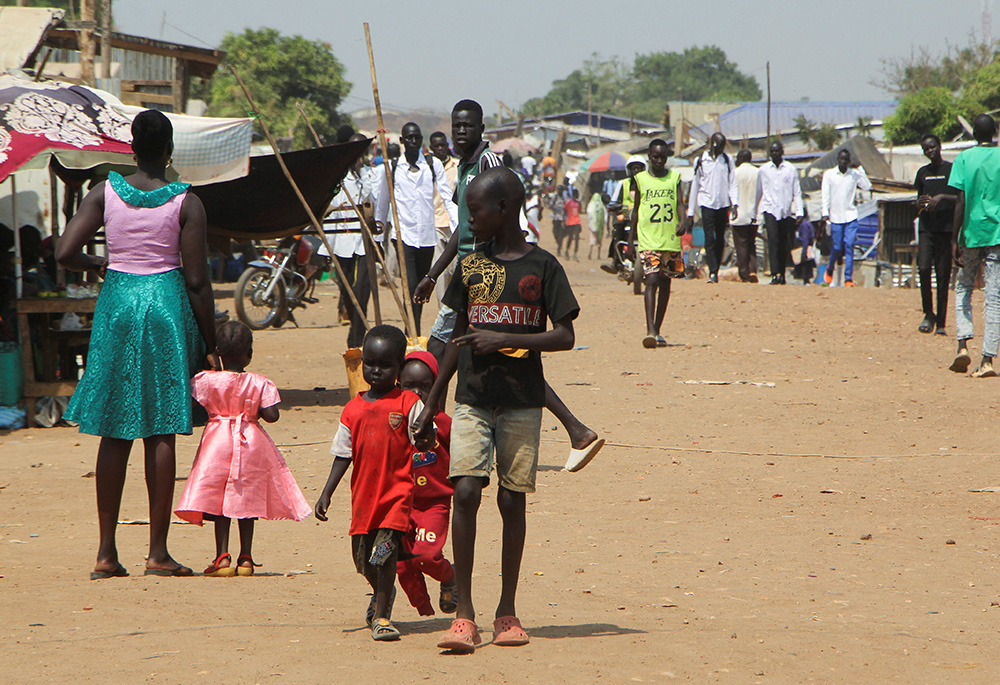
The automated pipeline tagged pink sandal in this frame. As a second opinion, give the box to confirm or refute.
[437,618,481,653]
[492,615,529,646]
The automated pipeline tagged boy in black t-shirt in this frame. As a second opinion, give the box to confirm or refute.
[413,166,579,654]
[914,134,957,335]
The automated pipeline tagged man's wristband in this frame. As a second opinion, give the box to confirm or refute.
[425,274,436,284]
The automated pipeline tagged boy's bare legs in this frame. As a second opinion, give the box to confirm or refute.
[143,434,184,571]
[654,274,671,334]
[94,436,132,574]
[495,486,526,619]
[451,476,484,621]
[643,272,660,336]
[363,545,400,621]
[544,382,598,449]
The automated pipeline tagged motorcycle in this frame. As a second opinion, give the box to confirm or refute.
[233,235,330,330]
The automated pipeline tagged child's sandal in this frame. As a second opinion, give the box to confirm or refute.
[236,554,260,577]
[203,553,236,577]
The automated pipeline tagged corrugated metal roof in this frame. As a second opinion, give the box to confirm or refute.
[699,102,898,140]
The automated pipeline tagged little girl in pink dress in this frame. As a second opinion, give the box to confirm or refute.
[175,321,311,576]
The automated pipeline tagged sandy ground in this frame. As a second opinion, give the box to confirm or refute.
[5,224,1000,684]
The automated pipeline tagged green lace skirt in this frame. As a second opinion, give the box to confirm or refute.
[65,269,204,439]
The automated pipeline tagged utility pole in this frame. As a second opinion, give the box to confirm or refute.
[100,0,112,80]
[766,61,772,150]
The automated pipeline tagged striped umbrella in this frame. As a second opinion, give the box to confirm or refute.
[585,150,627,173]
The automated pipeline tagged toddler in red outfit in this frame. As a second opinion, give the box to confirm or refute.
[314,326,434,641]
[396,352,457,616]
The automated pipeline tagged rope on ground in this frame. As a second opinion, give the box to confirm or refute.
[540,439,971,461]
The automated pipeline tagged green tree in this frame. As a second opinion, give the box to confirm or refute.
[957,60,1000,113]
[813,123,840,150]
[522,54,633,118]
[873,35,998,96]
[205,28,351,149]
[793,114,817,148]
[522,46,760,122]
[882,87,962,144]
[632,46,762,120]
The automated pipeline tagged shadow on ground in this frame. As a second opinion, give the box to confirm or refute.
[280,388,351,408]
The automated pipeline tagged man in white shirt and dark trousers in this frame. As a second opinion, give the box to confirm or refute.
[687,132,738,283]
[376,122,458,335]
[731,149,760,282]
[755,141,803,285]
[821,148,871,287]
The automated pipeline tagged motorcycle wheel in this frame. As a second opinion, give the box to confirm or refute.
[234,266,287,330]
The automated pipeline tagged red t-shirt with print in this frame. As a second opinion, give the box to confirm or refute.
[335,388,420,535]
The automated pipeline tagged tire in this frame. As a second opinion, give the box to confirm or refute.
[234,266,286,330]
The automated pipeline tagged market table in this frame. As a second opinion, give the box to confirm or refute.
[17,297,97,426]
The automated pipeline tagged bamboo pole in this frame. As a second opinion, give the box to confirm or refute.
[296,102,395,326]
[363,22,417,339]
[226,65,370,332]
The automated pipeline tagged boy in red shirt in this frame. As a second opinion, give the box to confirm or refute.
[564,190,582,261]
[396,351,458,616]
[315,325,434,641]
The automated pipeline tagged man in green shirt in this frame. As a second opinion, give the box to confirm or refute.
[629,138,688,349]
[949,113,1000,377]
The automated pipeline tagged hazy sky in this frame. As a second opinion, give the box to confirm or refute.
[115,0,991,117]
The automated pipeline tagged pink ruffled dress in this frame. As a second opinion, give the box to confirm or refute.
[175,371,312,524]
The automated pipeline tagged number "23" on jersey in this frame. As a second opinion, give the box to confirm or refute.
[649,203,675,223]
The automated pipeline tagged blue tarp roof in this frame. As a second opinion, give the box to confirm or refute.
[696,101,898,139]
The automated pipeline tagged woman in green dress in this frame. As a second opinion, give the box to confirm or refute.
[57,110,217,579]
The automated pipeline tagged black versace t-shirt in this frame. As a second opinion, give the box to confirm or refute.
[443,243,579,408]
[915,161,955,233]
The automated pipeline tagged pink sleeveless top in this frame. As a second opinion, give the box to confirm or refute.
[104,178,187,275]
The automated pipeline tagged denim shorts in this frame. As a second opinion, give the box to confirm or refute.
[429,304,459,343]
[450,403,542,493]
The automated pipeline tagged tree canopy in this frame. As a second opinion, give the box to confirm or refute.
[878,35,1000,144]
[205,28,352,149]
[521,46,760,124]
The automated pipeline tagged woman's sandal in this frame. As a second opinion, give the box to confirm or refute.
[437,618,481,653]
[370,618,401,641]
[203,553,236,577]
[492,615,530,646]
[236,554,261,577]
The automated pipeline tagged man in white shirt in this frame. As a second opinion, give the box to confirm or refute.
[821,148,871,287]
[731,149,760,282]
[320,131,373,347]
[429,131,459,304]
[375,122,458,335]
[687,132,738,283]
[754,141,803,285]
[520,154,536,179]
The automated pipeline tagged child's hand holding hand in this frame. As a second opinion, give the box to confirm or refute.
[411,405,435,442]
[454,325,507,355]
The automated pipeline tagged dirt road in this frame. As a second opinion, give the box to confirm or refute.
[4,230,1000,683]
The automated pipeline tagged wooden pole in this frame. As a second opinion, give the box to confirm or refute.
[12,176,21,299]
[80,0,96,86]
[100,0,112,80]
[296,102,398,326]
[766,61,772,151]
[363,22,417,339]
[227,65,370,332]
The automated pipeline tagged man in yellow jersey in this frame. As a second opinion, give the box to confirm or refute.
[629,139,687,349]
